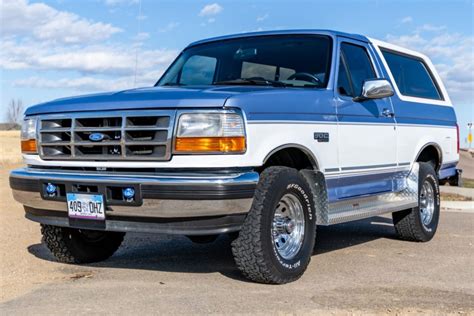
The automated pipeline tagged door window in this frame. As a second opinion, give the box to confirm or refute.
[337,43,376,97]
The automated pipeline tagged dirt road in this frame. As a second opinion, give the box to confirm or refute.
[1,164,473,314]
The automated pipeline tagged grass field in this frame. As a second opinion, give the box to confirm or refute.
[463,178,474,189]
[0,131,22,167]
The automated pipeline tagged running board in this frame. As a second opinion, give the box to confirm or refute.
[302,163,420,226]
[326,163,419,225]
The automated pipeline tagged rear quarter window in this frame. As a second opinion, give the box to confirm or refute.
[381,49,443,100]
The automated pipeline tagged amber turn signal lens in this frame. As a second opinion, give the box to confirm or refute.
[21,139,37,153]
[175,136,246,153]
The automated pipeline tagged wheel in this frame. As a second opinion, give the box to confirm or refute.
[41,225,125,263]
[448,174,462,187]
[392,162,440,242]
[231,166,317,284]
[187,234,218,244]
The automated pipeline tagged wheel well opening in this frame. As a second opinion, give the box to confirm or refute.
[259,147,316,172]
[416,145,441,171]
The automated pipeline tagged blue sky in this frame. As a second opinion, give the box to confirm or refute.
[1,0,473,146]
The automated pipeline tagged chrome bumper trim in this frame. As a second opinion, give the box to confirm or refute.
[10,168,258,219]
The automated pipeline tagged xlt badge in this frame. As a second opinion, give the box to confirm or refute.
[314,132,329,142]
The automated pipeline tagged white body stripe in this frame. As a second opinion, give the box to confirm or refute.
[25,121,458,173]
[24,122,338,170]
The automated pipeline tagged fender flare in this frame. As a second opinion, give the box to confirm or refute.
[262,143,320,170]
[414,142,443,171]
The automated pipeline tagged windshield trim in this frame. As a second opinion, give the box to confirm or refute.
[155,34,334,88]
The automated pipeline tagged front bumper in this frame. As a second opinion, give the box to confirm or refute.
[10,168,258,235]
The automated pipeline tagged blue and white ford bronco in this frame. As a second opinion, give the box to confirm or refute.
[10,30,460,284]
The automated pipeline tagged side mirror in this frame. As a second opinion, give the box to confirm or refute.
[353,79,394,102]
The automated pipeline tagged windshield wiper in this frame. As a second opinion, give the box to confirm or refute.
[214,78,288,87]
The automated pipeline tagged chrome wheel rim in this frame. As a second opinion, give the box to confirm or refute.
[271,193,305,260]
[420,180,435,227]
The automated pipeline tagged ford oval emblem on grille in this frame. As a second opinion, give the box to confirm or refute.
[89,133,105,142]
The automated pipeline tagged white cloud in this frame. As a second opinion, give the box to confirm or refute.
[256,13,269,22]
[199,3,223,17]
[400,16,413,24]
[14,76,126,92]
[13,69,166,92]
[386,26,474,103]
[0,39,178,76]
[1,0,122,44]
[158,22,180,33]
[207,17,216,23]
[385,33,426,48]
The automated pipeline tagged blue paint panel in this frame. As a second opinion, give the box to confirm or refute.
[439,167,457,179]
[336,97,396,124]
[26,86,286,116]
[438,162,459,179]
[325,170,407,202]
[393,100,457,127]
[440,161,458,169]
[225,89,338,123]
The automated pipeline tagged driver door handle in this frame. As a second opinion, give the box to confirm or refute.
[381,108,395,118]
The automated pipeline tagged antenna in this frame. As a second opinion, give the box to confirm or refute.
[133,0,142,87]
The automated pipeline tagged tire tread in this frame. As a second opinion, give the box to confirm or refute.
[232,166,313,284]
[41,225,124,263]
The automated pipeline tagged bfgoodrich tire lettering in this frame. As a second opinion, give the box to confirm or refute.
[41,225,125,263]
[231,166,317,284]
[392,162,440,242]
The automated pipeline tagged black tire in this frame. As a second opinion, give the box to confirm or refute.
[187,234,219,244]
[41,225,125,263]
[231,166,317,284]
[392,162,440,242]
[448,174,462,187]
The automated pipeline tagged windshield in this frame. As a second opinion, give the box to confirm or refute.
[157,35,332,88]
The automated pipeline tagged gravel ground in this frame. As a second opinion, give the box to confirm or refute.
[1,165,473,315]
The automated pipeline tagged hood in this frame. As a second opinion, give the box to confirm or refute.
[25,86,278,116]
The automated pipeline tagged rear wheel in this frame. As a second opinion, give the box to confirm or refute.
[392,162,440,242]
[232,166,316,284]
[41,225,125,263]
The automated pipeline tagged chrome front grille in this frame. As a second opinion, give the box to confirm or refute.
[38,110,176,161]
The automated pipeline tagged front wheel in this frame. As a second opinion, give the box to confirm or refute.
[41,225,125,263]
[232,166,317,284]
[392,162,440,242]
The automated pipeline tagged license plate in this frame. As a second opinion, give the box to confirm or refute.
[67,193,105,220]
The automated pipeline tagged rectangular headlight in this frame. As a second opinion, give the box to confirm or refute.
[175,112,246,153]
[21,118,38,154]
